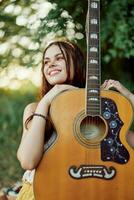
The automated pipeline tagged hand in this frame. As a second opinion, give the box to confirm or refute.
[101,79,132,98]
[42,84,78,107]
[101,79,122,91]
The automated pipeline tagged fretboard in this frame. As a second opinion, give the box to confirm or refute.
[86,0,101,116]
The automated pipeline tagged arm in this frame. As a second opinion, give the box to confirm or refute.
[17,84,78,170]
[101,79,134,108]
[17,99,49,170]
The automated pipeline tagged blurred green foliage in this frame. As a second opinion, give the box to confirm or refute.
[0,84,37,187]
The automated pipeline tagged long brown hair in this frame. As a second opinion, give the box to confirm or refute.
[25,40,86,140]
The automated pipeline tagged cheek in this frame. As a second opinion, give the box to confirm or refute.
[43,67,47,77]
[60,60,66,68]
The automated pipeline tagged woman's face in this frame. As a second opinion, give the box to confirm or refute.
[43,44,68,85]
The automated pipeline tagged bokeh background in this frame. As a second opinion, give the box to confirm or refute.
[0,0,134,188]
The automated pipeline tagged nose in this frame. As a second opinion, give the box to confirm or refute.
[49,59,56,68]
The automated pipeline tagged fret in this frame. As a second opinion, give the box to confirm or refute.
[88,54,99,57]
[89,41,99,46]
[87,106,100,109]
[88,70,99,73]
[87,91,100,93]
[88,71,100,74]
[87,80,100,83]
[87,107,100,110]
[87,109,100,112]
[87,92,100,94]
[87,63,100,67]
[87,73,100,76]
[88,72,100,75]
[88,94,99,98]
[87,104,100,107]
[87,107,100,111]
[88,10,99,18]
[87,109,101,111]
[88,93,100,96]
[87,111,101,113]
[88,52,99,58]
[87,84,100,88]
[88,40,99,45]
[87,65,99,68]
[86,113,101,115]
[87,96,100,99]
[86,112,100,115]
[87,111,100,113]
[87,87,98,88]
[88,73,100,76]
[87,107,100,109]
[87,93,100,96]
[87,82,100,85]
[89,24,99,32]
[88,63,100,67]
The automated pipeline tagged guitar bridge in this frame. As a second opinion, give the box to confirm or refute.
[69,165,116,180]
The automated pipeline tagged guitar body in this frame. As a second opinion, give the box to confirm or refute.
[34,89,134,200]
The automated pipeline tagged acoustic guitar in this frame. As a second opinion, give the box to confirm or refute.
[34,0,134,199]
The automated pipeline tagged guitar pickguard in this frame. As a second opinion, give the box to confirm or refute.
[101,98,129,164]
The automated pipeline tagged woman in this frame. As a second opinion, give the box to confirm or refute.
[16,40,134,200]
[16,40,86,200]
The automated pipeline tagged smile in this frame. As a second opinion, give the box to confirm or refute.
[48,69,62,76]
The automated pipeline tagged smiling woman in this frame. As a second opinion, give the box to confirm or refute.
[15,39,86,200]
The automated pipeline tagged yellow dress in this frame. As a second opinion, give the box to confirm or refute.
[16,182,35,200]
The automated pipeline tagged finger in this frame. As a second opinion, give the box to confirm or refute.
[104,82,115,90]
[101,80,109,89]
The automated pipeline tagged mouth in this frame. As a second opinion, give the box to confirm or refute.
[48,68,62,76]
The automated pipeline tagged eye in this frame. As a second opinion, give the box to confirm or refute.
[57,56,64,61]
[44,60,49,65]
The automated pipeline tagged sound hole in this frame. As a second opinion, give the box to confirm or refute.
[80,116,106,144]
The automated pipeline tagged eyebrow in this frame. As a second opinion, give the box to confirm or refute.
[44,53,63,60]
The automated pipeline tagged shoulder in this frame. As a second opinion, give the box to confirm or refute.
[23,102,38,121]
[24,102,38,113]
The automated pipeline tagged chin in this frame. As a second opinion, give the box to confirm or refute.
[48,78,67,85]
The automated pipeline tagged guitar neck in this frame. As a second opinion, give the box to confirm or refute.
[86,0,101,116]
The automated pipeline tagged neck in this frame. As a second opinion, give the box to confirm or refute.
[86,0,101,116]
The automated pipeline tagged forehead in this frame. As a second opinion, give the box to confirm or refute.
[44,44,63,58]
